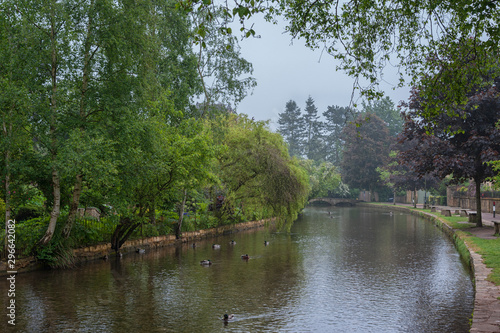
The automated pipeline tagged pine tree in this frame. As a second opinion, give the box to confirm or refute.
[302,96,324,160]
[323,105,353,165]
[277,100,305,157]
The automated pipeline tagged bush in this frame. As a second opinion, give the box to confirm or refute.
[429,195,447,206]
[14,205,45,222]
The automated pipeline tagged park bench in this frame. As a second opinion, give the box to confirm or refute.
[468,211,477,223]
[459,210,468,217]
[493,221,500,235]
[440,209,452,216]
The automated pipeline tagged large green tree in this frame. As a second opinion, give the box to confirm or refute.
[277,100,305,157]
[215,114,309,229]
[302,96,324,161]
[361,97,403,137]
[1,0,203,245]
[322,105,352,165]
[190,7,256,115]
[0,9,33,252]
[340,113,391,199]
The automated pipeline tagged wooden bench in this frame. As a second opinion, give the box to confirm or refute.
[440,209,452,216]
[459,210,468,217]
[493,221,500,235]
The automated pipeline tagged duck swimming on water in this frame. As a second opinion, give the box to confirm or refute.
[200,259,212,266]
[222,314,234,322]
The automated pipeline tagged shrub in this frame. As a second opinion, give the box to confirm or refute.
[14,205,45,222]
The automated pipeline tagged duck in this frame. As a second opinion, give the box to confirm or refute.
[102,254,108,260]
[200,259,212,266]
[264,241,270,246]
[212,244,221,249]
[191,243,197,248]
[222,314,235,322]
[241,254,249,260]
[229,240,236,245]
[136,248,145,254]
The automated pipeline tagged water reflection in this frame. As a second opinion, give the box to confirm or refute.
[1,206,473,332]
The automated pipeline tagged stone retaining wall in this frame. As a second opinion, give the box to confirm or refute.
[74,218,273,260]
[0,218,275,275]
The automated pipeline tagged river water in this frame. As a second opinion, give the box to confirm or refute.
[2,206,474,332]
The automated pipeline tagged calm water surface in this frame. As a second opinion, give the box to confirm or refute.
[2,206,474,332]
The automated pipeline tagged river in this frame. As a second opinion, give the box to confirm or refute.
[2,206,474,332]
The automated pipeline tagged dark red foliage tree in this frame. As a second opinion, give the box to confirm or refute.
[398,77,500,226]
[387,139,440,207]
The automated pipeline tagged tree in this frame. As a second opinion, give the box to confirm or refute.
[340,113,391,199]
[398,75,500,226]
[361,97,403,137]
[190,7,257,115]
[0,9,33,253]
[322,105,352,165]
[302,96,324,160]
[215,114,309,229]
[379,149,439,207]
[277,100,305,157]
[2,0,204,245]
[299,160,341,199]
[109,116,216,249]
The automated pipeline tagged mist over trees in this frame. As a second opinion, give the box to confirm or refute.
[277,95,402,200]
[277,96,401,163]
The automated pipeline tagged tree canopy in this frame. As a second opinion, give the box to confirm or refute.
[181,0,500,113]
[397,68,500,225]
[340,113,391,196]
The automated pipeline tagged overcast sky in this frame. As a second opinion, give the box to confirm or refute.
[234,18,410,130]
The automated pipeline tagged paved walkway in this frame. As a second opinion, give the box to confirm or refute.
[397,203,500,332]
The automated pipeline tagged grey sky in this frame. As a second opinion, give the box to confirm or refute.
[234,19,409,130]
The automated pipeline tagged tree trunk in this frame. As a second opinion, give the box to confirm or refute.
[393,189,396,205]
[39,167,61,245]
[63,7,94,238]
[4,151,11,258]
[149,203,156,224]
[39,9,61,245]
[111,217,140,251]
[63,173,83,238]
[176,189,187,239]
[475,179,483,227]
[413,188,417,208]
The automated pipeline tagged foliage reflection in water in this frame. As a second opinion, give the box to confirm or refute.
[1,206,473,332]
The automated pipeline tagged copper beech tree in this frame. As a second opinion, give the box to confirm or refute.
[397,77,500,226]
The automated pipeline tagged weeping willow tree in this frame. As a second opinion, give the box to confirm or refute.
[212,114,309,230]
